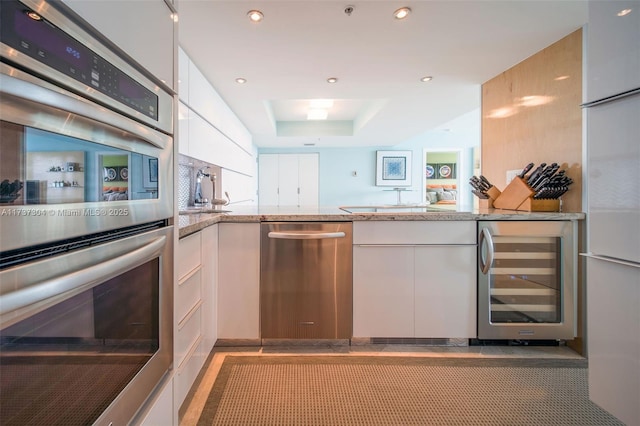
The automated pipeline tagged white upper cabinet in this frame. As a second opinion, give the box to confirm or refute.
[178,47,189,103]
[177,47,255,183]
[586,1,640,102]
[62,0,176,88]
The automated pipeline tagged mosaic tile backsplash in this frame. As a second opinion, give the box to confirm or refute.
[178,154,222,211]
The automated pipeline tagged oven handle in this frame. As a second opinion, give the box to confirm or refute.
[268,231,346,240]
[479,227,495,275]
[0,235,166,317]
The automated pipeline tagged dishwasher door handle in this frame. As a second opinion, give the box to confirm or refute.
[268,231,346,240]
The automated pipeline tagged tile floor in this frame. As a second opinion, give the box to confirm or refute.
[178,342,584,425]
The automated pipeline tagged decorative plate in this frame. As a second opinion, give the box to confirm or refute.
[439,165,452,178]
[120,167,128,180]
[105,168,117,181]
[425,165,435,178]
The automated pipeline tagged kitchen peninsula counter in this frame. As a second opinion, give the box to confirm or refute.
[178,206,585,239]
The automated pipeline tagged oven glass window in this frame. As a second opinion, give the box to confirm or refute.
[0,258,159,425]
[0,121,159,205]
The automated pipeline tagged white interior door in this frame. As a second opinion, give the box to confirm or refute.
[298,153,319,207]
[278,154,299,206]
[258,154,279,206]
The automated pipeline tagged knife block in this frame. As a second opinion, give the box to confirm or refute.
[486,186,501,201]
[492,177,534,210]
[517,198,561,212]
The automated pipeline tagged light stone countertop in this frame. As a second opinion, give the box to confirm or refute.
[177,205,585,239]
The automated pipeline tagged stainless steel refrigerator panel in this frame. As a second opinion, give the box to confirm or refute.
[260,222,352,339]
[586,92,640,264]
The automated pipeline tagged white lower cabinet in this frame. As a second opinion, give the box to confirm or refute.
[353,246,414,337]
[173,225,218,413]
[353,221,477,339]
[138,375,175,426]
[414,246,477,338]
[217,223,260,339]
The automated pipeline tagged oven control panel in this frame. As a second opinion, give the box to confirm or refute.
[0,0,159,121]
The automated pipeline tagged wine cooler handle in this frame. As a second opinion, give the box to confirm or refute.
[479,227,495,274]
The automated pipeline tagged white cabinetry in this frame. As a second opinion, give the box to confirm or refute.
[178,47,257,205]
[585,0,640,103]
[258,153,319,207]
[353,221,477,339]
[138,376,175,426]
[217,223,260,340]
[174,225,218,410]
[61,0,175,87]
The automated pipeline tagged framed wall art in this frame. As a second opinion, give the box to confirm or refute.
[376,150,412,186]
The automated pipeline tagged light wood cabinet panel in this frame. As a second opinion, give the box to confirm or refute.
[481,29,582,213]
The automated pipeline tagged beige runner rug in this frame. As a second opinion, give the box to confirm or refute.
[197,356,622,426]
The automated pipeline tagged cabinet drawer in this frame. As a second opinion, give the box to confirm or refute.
[176,303,202,368]
[354,221,476,245]
[177,232,202,280]
[176,267,202,323]
[175,338,205,407]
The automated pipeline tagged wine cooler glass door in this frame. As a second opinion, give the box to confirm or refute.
[478,221,577,340]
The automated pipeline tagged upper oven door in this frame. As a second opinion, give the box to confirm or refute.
[0,63,174,252]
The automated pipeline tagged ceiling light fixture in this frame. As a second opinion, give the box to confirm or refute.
[247,10,264,22]
[327,77,338,83]
[307,108,328,120]
[309,99,334,108]
[393,7,411,20]
[235,77,247,84]
[420,76,433,82]
[617,8,632,17]
[25,10,42,21]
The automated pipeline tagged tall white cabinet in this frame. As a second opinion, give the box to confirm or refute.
[61,0,176,89]
[258,153,319,207]
[585,2,640,425]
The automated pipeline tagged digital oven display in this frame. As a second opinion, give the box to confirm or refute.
[1,0,159,121]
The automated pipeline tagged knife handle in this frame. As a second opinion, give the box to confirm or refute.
[519,163,534,179]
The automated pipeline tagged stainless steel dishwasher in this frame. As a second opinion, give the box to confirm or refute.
[260,222,352,339]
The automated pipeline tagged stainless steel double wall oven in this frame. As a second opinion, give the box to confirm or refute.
[0,0,174,424]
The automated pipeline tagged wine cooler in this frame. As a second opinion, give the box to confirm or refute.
[477,221,577,340]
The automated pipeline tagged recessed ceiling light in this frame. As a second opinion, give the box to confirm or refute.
[617,8,632,17]
[235,78,247,84]
[247,10,264,22]
[420,76,433,82]
[25,10,43,21]
[327,77,338,83]
[394,7,411,20]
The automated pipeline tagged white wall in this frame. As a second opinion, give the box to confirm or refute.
[259,109,480,207]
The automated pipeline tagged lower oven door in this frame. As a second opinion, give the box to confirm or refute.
[0,225,173,426]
